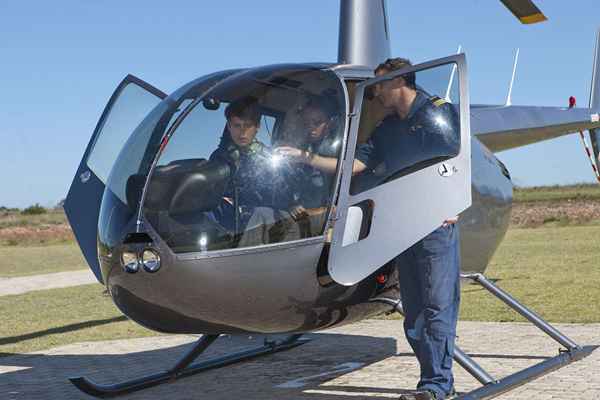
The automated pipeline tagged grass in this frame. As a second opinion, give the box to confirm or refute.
[0,284,157,356]
[0,209,73,246]
[0,243,86,278]
[514,183,600,203]
[378,225,600,324]
[2,217,600,356]
[0,209,67,229]
[458,225,600,323]
[0,189,596,362]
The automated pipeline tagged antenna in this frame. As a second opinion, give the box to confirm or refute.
[590,28,600,109]
[445,45,462,102]
[505,48,520,106]
[588,28,600,180]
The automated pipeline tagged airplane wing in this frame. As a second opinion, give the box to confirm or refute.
[471,105,600,152]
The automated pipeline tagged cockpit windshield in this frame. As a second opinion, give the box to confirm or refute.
[142,66,346,253]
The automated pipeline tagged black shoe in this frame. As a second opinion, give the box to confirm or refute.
[399,389,438,400]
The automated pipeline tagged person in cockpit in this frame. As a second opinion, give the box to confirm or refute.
[274,95,342,235]
[209,97,300,247]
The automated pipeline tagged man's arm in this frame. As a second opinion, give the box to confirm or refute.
[275,146,367,175]
[308,153,367,175]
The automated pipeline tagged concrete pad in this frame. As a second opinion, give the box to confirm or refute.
[0,320,598,399]
[0,270,96,296]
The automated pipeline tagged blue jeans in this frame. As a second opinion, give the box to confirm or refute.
[395,224,460,399]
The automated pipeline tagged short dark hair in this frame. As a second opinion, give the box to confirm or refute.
[304,95,338,119]
[225,97,261,125]
[375,57,416,89]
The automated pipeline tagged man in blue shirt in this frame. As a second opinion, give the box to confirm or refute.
[361,58,460,400]
[275,95,343,235]
[282,58,461,400]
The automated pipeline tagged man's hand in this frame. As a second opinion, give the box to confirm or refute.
[442,216,459,227]
[289,205,309,221]
[275,146,310,163]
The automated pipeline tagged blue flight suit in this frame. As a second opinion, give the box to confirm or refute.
[287,130,342,236]
[210,136,299,245]
[295,132,341,208]
[356,91,461,399]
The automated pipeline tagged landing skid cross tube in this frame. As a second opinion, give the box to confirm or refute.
[69,333,309,398]
[374,272,597,400]
[455,273,597,400]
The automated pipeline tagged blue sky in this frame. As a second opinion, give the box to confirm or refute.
[1,1,599,208]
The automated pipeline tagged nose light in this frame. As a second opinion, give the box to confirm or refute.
[142,249,161,273]
[121,251,140,273]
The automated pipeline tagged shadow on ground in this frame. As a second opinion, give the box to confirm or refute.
[0,332,410,400]
[0,316,128,348]
[2,327,591,400]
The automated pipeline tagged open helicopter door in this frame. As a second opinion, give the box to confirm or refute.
[64,75,166,283]
[329,55,472,285]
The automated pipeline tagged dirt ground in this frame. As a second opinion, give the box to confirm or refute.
[510,199,600,227]
[0,224,73,245]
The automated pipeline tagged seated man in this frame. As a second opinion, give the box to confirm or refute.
[274,96,342,235]
[210,97,300,247]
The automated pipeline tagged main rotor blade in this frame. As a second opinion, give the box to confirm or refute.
[500,0,547,24]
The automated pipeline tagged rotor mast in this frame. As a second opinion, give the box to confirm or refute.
[337,0,391,68]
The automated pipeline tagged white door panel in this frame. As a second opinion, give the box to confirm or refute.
[328,55,472,285]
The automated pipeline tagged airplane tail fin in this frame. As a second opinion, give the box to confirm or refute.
[589,28,600,169]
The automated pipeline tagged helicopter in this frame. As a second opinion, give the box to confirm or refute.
[63,0,600,398]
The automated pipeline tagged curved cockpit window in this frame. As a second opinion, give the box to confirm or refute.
[104,70,240,211]
[142,66,346,253]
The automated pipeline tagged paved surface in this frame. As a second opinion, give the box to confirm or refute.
[1,320,598,399]
[0,270,95,296]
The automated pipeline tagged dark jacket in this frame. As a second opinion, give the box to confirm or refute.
[209,134,294,210]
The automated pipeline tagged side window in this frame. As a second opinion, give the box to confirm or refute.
[157,103,278,166]
[86,83,164,184]
[350,63,460,194]
[258,114,276,145]
[155,100,228,165]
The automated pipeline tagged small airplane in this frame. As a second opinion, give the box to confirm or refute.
[63,0,600,398]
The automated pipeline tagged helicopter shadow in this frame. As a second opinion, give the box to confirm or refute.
[0,331,421,400]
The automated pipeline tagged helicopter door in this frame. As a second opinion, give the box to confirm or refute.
[64,75,166,283]
[329,55,471,285]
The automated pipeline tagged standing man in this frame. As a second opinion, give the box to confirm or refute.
[281,58,461,399]
[360,58,460,400]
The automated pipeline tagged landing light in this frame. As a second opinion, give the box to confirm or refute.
[142,249,161,273]
[199,234,208,252]
[121,251,139,273]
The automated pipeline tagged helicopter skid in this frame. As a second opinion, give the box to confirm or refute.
[373,273,598,400]
[69,333,309,398]
[455,345,597,399]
